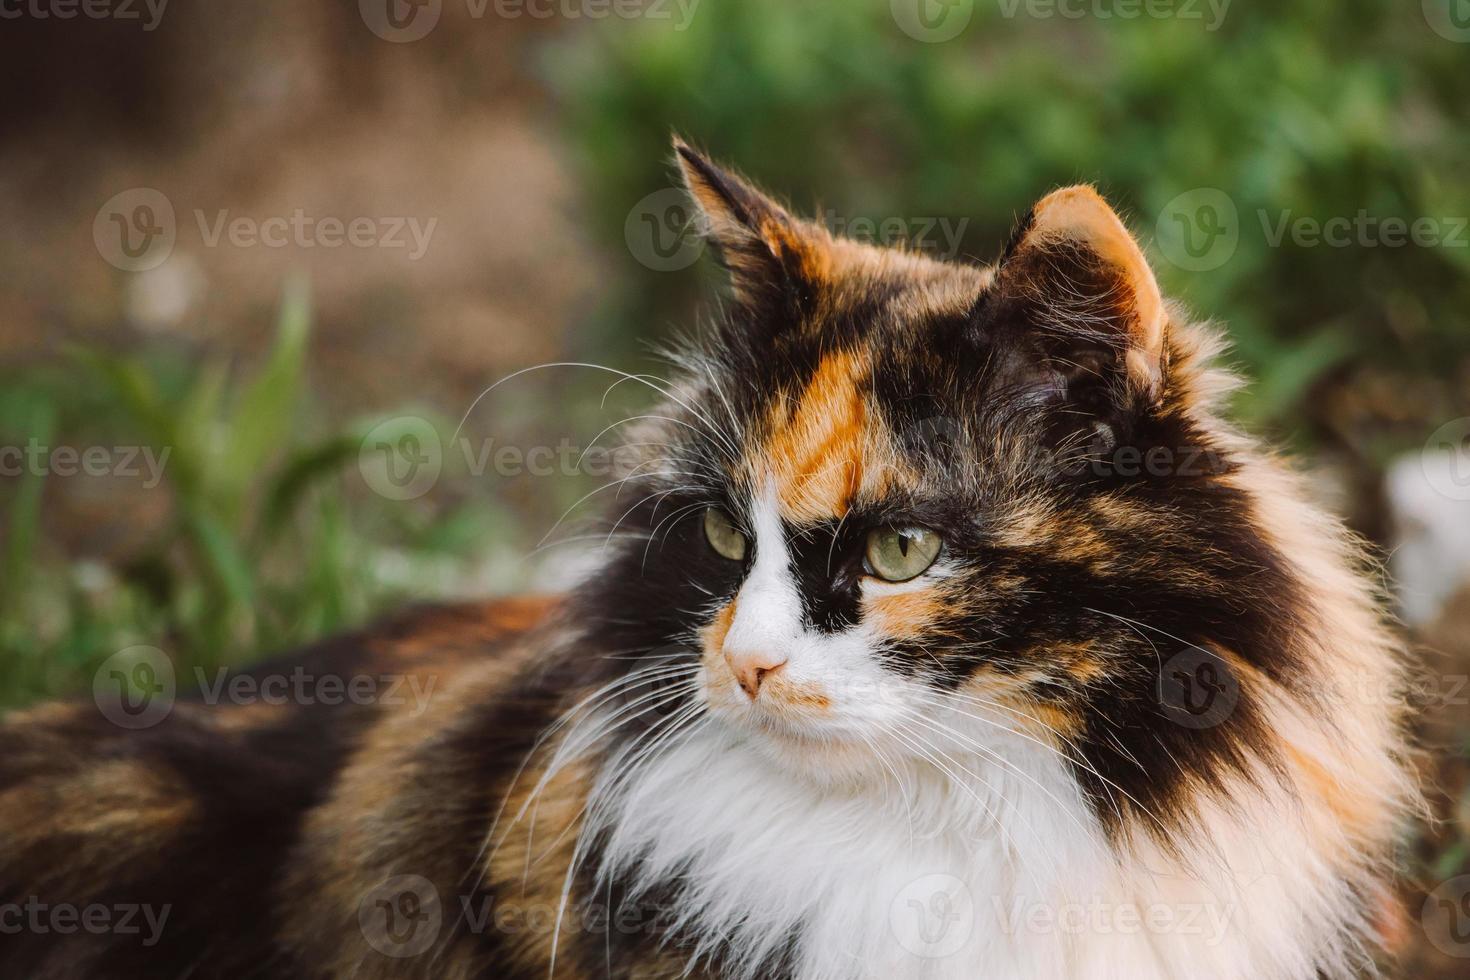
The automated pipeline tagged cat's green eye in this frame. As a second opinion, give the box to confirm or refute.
[703,507,748,562]
[864,526,942,582]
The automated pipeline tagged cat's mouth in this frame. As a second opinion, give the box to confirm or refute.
[706,673,871,750]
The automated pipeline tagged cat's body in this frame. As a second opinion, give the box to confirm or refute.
[0,144,1414,979]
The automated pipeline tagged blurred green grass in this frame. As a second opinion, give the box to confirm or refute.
[0,282,518,709]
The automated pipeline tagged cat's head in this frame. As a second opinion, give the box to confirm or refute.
[580,140,1304,830]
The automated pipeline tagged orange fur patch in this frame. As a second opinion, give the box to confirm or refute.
[756,349,887,522]
[763,674,833,711]
[866,591,947,641]
[702,598,737,653]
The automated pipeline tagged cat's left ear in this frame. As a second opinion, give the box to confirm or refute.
[989,185,1167,407]
[672,138,830,305]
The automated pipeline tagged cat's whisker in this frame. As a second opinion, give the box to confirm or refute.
[855,729,917,844]
[570,415,708,474]
[537,692,704,868]
[536,671,699,782]
[912,686,1166,837]
[881,723,1050,896]
[597,482,714,555]
[641,502,711,569]
[899,700,1101,846]
[893,641,1153,831]
[549,703,710,976]
[596,486,697,554]
[500,664,698,831]
[514,676,700,888]
[538,467,704,550]
[451,360,744,468]
[474,665,697,895]
[521,531,652,563]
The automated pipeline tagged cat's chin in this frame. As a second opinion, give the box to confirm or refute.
[714,708,890,788]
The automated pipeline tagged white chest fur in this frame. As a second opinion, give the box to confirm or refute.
[590,723,1355,980]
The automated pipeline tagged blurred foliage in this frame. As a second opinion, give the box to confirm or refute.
[0,283,510,709]
[544,0,1470,465]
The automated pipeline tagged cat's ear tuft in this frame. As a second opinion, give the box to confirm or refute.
[672,137,829,302]
[992,185,1167,404]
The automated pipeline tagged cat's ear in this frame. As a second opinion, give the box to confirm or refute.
[673,137,829,303]
[988,185,1167,408]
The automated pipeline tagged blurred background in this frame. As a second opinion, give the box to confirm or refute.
[0,0,1467,970]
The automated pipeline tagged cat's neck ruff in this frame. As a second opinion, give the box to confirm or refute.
[590,719,1360,980]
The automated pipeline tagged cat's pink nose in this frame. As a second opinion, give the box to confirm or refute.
[724,647,788,700]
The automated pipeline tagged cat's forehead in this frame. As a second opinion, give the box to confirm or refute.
[727,250,992,524]
[737,345,889,523]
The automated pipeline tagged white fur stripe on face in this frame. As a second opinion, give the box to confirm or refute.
[722,489,802,659]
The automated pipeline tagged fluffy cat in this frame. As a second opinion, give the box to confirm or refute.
[0,141,1415,979]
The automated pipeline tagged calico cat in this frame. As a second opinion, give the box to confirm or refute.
[0,141,1416,980]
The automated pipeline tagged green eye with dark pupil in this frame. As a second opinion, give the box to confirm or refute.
[864,526,942,582]
[703,507,747,562]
